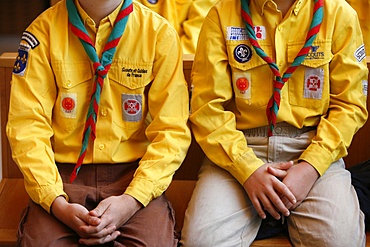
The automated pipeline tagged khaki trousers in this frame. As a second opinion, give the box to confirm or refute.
[181,127,365,247]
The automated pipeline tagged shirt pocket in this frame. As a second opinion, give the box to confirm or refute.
[287,40,332,111]
[52,60,93,132]
[227,41,273,108]
[108,60,154,129]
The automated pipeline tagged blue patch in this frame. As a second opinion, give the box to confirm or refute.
[147,0,157,4]
[13,44,30,76]
[234,44,252,63]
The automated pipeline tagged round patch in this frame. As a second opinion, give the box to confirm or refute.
[123,99,141,115]
[62,97,76,112]
[147,0,158,4]
[236,77,250,93]
[234,44,252,63]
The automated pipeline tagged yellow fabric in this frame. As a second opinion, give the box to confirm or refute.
[135,0,218,54]
[346,0,370,56]
[190,0,368,185]
[6,0,191,212]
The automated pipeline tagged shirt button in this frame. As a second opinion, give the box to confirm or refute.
[99,144,105,150]
[101,109,107,117]
[98,39,103,45]
[66,81,72,88]
[277,26,283,31]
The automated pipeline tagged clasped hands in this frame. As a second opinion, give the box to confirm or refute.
[243,160,319,220]
[51,194,142,245]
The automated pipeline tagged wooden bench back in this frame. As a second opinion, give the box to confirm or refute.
[1,53,370,181]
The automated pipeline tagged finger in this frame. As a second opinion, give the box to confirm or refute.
[250,197,266,219]
[274,180,296,206]
[80,224,116,237]
[267,166,287,178]
[79,230,120,246]
[259,195,281,220]
[271,161,294,170]
[281,196,294,210]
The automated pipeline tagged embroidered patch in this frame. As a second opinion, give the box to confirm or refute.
[233,72,251,100]
[21,31,39,49]
[147,0,157,4]
[305,45,324,60]
[226,27,248,41]
[254,26,266,40]
[60,93,77,118]
[354,44,365,63]
[122,94,142,122]
[13,44,31,76]
[234,44,252,63]
[363,80,368,96]
[303,68,324,99]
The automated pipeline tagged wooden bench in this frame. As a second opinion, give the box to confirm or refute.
[1,52,369,246]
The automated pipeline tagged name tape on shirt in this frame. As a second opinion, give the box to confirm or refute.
[226,26,266,41]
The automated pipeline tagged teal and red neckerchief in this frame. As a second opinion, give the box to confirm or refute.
[241,0,324,136]
[66,0,133,183]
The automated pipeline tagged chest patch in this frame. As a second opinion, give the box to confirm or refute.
[303,68,324,99]
[234,44,253,63]
[60,92,77,118]
[233,72,251,100]
[122,94,142,122]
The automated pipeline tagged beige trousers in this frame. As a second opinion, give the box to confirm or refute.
[181,128,365,247]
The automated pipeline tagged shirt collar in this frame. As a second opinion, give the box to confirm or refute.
[75,0,124,28]
[253,0,305,16]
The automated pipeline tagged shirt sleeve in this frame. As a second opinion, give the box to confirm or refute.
[300,9,368,175]
[6,24,67,213]
[124,24,192,206]
[180,0,218,54]
[189,9,264,186]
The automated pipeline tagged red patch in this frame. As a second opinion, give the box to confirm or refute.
[236,77,250,93]
[62,97,75,112]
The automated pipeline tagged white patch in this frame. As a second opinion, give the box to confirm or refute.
[363,80,368,96]
[354,44,365,63]
[60,92,77,118]
[303,68,324,99]
[122,94,142,122]
[253,26,266,40]
[21,31,39,49]
[233,72,251,100]
[226,27,248,41]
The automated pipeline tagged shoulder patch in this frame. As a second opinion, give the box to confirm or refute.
[13,44,31,76]
[354,44,365,63]
[21,31,39,49]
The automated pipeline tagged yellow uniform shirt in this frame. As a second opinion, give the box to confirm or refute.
[7,0,191,212]
[135,0,218,54]
[346,0,370,56]
[190,0,368,185]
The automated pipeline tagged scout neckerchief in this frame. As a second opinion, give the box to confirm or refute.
[241,0,324,136]
[66,0,133,183]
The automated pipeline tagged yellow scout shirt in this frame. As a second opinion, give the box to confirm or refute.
[190,0,368,185]
[346,0,370,56]
[135,0,218,54]
[6,0,191,212]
